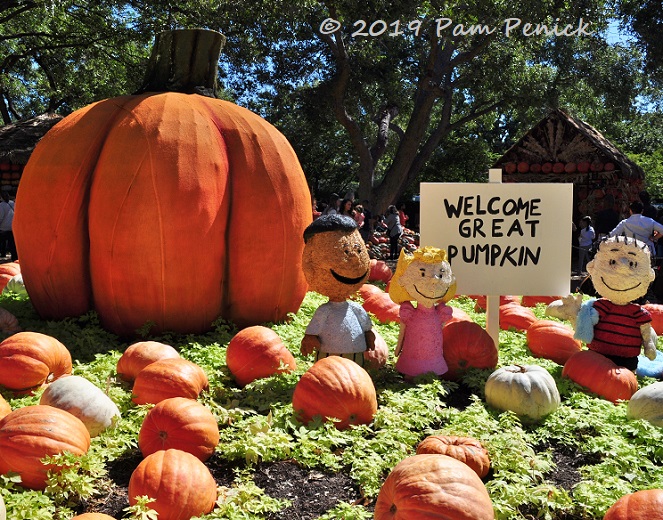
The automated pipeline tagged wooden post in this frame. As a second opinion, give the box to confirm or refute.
[485,168,503,348]
[137,29,226,98]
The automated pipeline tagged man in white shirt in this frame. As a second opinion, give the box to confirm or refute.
[610,201,663,256]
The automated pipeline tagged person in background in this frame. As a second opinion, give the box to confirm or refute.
[353,203,365,230]
[0,191,17,261]
[610,200,663,256]
[386,205,403,260]
[312,197,321,221]
[594,195,620,241]
[360,199,373,243]
[577,216,595,275]
[640,190,657,219]
[398,203,409,230]
[321,193,340,216]
[340,198,354,218]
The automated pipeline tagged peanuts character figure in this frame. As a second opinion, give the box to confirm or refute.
[547,235,657,371]
[300,214,375,365]
[388,246,457,378]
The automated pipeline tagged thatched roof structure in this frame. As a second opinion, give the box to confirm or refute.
[493,108,645,218]
[0,113,63,165]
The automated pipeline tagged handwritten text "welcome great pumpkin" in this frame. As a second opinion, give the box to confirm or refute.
[443,195,543,267]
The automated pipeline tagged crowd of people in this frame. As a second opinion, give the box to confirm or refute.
[0,189,16,262]
[312,192,411,260]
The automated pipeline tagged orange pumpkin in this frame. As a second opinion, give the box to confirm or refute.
[374,454,494,519]
[362,292,400,323]
[128,449,217,520]
[13,31,311,337]
[71,515,117,520]
[527,320,582,365]
[226,326,296,386]
[445,306,472,325]
[521,295,562,307]
[442,321,498,380]
[499,303,537,331]
[369,259,393,283]
[357,283,383,301]
[603,489,663,520]
[139,397,219,461]
[292,356,377,430]
[473,294,520,311]
[0,405,90,489]
[643,304,663,335]
[416,435,491,478]
[116,341,180,382]
[364,328,389,370]
[562,350,638,403]
[0,332,72,392]
[132,358,209,405]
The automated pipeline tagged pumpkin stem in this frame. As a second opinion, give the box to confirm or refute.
[137,29,226,98]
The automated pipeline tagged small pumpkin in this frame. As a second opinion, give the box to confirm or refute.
[562,350,638,404]
[0,405,90,489]
[0,332,72,392]
[2,273,26,297]
[442,321,498,380]
[132,358,209,405]
[526,319,582,365]
[0,307,20,334]
[39,375,121,437]
[0,262,20,292]
[70,514,117,520]
[373,454,494,519]
[499,303,537,331]
[139,397,219,461]
[117,341,180,382]
[128,449,217,520]
[485,364,560,421]
[643,303,663,335]
[226,326,296,386]
[364,327,389,370]
[627,382,663,426]
[416,435,491,478]
[357,283,383,301]
[603,489,663,520]
[362,292,400,324]
[369,259,393,283]
[292,356,377,430]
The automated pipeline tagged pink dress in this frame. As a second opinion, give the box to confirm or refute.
[395,301,453,377]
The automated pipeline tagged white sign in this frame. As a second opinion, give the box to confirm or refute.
[420,182,573,296]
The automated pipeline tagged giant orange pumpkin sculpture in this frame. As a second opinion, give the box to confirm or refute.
[14,30,311,336]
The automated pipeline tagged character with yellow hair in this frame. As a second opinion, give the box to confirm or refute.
[388,246,457,378]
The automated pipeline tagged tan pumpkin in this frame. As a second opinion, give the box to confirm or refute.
[627,382,663,426]
[0,332,72,392]
[128,449,217,520]
[116,341,180,382]
[416,435,491,478]
[70,514,116,520]
[374,454,494,519]
[0,394,10,420]
[139,397,219,461]
[0,307,20,334]
[132,358,209,405]
[39,375,121,437]
[0,493,4,520]
[0,405,91,489]
[292,356,377,430]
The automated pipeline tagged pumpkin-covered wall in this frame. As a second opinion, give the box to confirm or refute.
[13,30,311,336]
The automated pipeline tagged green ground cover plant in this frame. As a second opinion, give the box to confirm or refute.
[1,289,663,519]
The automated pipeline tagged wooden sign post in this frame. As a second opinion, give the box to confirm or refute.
[420,171,573,347]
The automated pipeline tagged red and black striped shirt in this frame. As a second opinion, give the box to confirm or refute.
[589,299,651,358]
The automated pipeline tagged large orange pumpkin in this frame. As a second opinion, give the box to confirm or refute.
[562,350,638,403]
[13,30,311,336]
[139,397,219,461]
[0,405,91,489]
[0,332,72,392]
[116,341,180,382]
[132,357,209,405]
[226,326,297,386]
[374,454,494,519]
[416,435,491,478]
[499,303,537,331]
[442,321,498,380]
[527,319,582,365]
[128,449,217,520]
[292,356,377,430]
[362,292,400,324]
[603,489,663,519]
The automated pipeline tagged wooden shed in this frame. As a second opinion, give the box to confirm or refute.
[493,108,644,220]
[0,113,63,191]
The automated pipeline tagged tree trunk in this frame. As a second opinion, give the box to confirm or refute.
[137,29,226,98]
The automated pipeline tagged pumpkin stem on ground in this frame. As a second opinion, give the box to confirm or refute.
[137,29,226,98]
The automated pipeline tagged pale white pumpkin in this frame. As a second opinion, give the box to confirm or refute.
[485,364,560,421]
[39,375,121,437]
[2,273,27,297]
[627,381,663,426]
[0,492,5,520]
